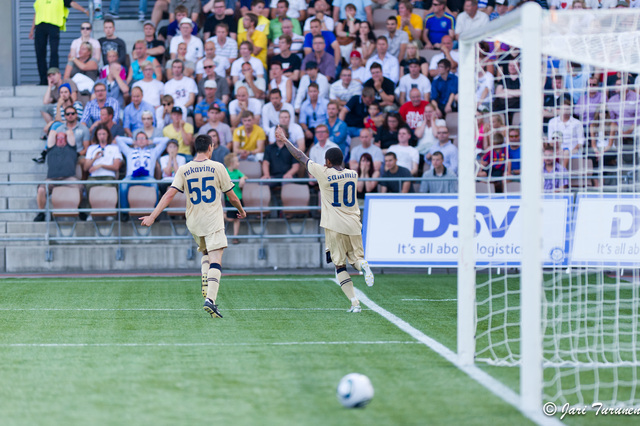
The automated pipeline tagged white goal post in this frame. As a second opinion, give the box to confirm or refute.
[457,3,640,415]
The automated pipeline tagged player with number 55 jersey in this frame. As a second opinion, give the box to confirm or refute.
[140,134,246,319]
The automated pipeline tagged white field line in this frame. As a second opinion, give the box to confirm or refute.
[0,307,364,312]
[0,277,328,284]
[0,341,417,348]
[401,298,457,302]
[346,281,562,426]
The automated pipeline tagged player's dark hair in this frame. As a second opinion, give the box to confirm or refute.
[194,134,213,153]
[325,147,344,167]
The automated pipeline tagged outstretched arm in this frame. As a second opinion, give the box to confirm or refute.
[140,186,178,226]
[275,126,309,170]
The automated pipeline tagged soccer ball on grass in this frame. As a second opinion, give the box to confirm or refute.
[336,373,374,408]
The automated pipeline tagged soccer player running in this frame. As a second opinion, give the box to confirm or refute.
[275,126,374,312]
[140,134,246,318]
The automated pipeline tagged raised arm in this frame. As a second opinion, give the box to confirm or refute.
[275,125,309,169]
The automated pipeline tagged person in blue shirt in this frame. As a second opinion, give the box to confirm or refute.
[123,86,155,137]
[430,58,458,117]
[299,82,329,144]
[326,100,349,156]
[423,0,456,48]
[303,19,340,62]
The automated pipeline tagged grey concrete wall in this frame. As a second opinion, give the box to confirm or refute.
[2,2,15,86]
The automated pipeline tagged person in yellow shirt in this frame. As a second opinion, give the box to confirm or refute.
[238,13,268,69]
[233,110,266,161]
[396,1,423,43]
[238,0,271,36]
[162,106,194,159]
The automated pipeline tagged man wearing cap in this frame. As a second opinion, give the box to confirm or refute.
[383,16,408,60]
[349,51,368,85]
[301,35,337,82]
[124,86,155,137]
[195,80,227,128]
[489,0,509,19]
[41,67,78,125]
[234,62,267,102]
[398,59,432,105]
[198,105,233,149]
[329,68,362,108]
[143,20,166,64]
[170,18,204,63]
[163,106,195,159]
[164,59,198,113]
[293,61,330,113]
[197,58,231,107]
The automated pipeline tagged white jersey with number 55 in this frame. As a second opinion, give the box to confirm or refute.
[171,159,234,236]
[307,160,362,236]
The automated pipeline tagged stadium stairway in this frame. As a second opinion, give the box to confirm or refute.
[0,85,327,273]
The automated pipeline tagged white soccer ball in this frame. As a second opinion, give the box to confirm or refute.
[336,373,374,408]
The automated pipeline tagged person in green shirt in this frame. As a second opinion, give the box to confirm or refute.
[269,0,302,41]
[224,153,246,244]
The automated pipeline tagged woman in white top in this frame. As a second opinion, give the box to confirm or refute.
[414,103,439,156]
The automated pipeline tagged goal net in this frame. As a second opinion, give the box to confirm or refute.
[457,5,640,413]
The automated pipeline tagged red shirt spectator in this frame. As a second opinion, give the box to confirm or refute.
[399,97,429,130]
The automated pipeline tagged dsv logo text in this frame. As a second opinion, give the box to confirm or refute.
[412,205,520,238]
[610,204,640,238]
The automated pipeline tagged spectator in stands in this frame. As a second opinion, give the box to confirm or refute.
[69,22,101,62]
[303,0,335,34]
[476,66,495,112]
[195,41,230,82]
[231,42,266,84]
[309,123,340,166]
[548,97,585,168]
[294,61,330,113]
[142,21,166,65]
[423,0,456,48]
[414,103,438,156]
[160,139,186,193]
[341,87,377,137]
[478,132,507,192]
[268,62,294,104]
[363,63,397,110]
[375,112,404,151]
[235,62,267,102]
[197,58,231,107]
[155,4,199,41]
[543,74,571,125]
[31,0,87,85]
[349,51,368,84]
[325,101,349,155]
[41,84,84,137]
[400,41,429,77]
[140,110,163,139]
[329,68,362,108]
[271,0,303,40]
[303,19,341,67]
[365,36,400,85]
[272,20,306,58]
[92,106,125,138]
[203,0,238,40]
[300,83,330,144]
[210,23,239,62]
[506,127,521,178]
[272,34,302,82]
[455,0,489,40]
[170,18,204,65]
[355,153,379,205]
[41,68,78,126]
[233,111,266,161]
[400,88,431,130]
[349,127,384,171]
[428,35,459,78]
[489,0,509,19]
[163,106,194,159]
[59,105,90,160]
[431,58,458,117]
[156,95,186,128]
[574,76,604,126]
[84,124,123,187]
[543,146,569,192]
[124,87,155,138]
[164,60,198,113]
[114,132,170,221]
[261,89,295,135]
[607,77,639,138]
[132,61,165,109]
[34,129,80,222]
[420,151,458,193]
[95,60,128,111]
[388,126,420,175]
[223,153,245,244]
[302,36,337,83]
[129,41,164,85]
[380,21,407,68]
[81,83,120,129]
[99,49,127,82]
[352,21,376,62]
[333,0,373,24]
[200,129,228,164]
[364,103,384,133]
[167,42,197,79]
[585,0,617,8]
[64,42,99,82]
[334,3,361,48]
[239,0,272,36]
[199,105,233,149]
[425,125,458,173]
[399,63,432,106]
[493,59,521,115]
[262,125,300,193]
[267,110,306,149]
[195,81,227,128]
[270,0,306,20]
[230,86,263,128]
[99,19,127,68]
[396,1,423,43]
[239,13,269,69]
[380,152,413,193]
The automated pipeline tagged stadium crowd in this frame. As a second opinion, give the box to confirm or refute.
[31,0,640,223]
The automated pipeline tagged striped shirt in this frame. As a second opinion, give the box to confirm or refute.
[80,97,121,126]
[208,36,238,61]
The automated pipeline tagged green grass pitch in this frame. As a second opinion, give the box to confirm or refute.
[0,273,636,425]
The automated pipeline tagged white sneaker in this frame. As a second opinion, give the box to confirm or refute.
[361,260,374,287]
[347,305,362,313]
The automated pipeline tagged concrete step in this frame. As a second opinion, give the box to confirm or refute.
[0,129,11,139]
[0,151,9,162]
[0,97,43,108]
[1,139,46,151]
[0,117,43,129]
[0,86,14,96]
[9,173,47,182]
[13,107,43,118]
[8,197,37,210]
[0,197,6,209]
[12,128,45,139]
[15,85,48,97]
[4,161,47,174]
[10,151,47,163]
[0,174,8,182]
[0,184,38,197]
